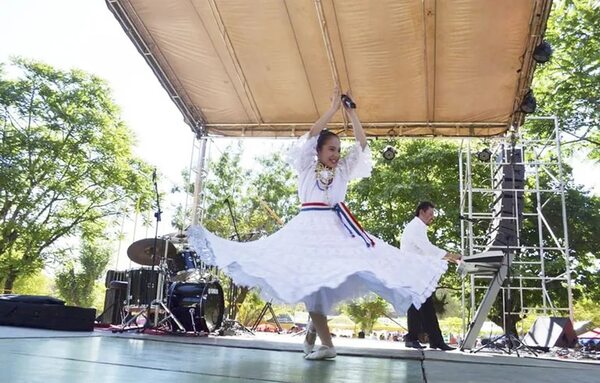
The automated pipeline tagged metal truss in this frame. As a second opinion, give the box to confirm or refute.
[459,116,574,338]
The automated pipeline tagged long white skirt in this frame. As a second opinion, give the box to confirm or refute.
[188,209,447,315]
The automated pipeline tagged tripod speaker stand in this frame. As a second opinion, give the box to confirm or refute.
[251,299,283,333]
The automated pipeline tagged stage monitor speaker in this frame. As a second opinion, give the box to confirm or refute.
[522,317,577,349]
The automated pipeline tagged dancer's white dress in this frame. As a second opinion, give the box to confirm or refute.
[188,134,447,315]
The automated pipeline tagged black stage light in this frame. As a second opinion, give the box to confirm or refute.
[520,90,537,114]
[533,40,553,64]
[382,145,397,161]
[477,148,492,162]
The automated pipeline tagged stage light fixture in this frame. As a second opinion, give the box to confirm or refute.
[477,148,492,162]
[520,90,537,114]
[533,40,553,64]
[382,145,397,161]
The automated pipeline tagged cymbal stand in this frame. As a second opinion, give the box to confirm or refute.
[114,240,186,333]
[150,242,186,331]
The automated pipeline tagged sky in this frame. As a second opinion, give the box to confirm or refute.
[1,0,598,270]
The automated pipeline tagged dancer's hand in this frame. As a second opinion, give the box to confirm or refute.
[330,86,342,111]
[309,86,341,137]
[443,252,462,264]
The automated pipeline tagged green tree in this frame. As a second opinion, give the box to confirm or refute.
[574,297,600,327]
[533,0,600,159]
[12,270,54,296]
[245,153,299,234]
[343,295,389,335]
[55,238,111,308]
[0,58,153,292]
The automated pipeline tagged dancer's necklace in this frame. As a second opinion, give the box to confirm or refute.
[315,162,335,203]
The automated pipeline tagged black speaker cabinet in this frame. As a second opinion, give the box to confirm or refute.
[0,295,96,331]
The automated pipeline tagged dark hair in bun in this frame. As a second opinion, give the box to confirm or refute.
[317,130,339,152]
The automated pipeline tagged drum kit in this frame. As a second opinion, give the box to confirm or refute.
[113,234,224,335]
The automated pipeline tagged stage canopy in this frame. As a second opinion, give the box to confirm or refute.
[106,0,551,138]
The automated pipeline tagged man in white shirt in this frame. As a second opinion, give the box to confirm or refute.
[400,201,461,351]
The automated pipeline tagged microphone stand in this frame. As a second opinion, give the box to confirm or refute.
[220,198,253,335]
[148,168,162,329]
[224,198,239,320]
[115,169,185,333]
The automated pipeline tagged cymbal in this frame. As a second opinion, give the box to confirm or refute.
[127,238,177,266]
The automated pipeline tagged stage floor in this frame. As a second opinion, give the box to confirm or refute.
[1,326,598,383]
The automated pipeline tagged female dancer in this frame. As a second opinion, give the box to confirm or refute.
[188,88,447,360]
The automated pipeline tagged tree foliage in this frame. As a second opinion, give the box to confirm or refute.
[344,295,389,334]
[0,58,154,292]
[200,146,298,239]
[533,0,600,158]
[55,238,111,308]
[574,297,600,327]
[11,270,53,296]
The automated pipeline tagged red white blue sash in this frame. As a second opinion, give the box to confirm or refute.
[301,202,376,248]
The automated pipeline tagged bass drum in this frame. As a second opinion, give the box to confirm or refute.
[167,280,224,333]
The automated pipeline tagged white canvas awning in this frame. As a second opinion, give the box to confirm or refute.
[106,0,551,138]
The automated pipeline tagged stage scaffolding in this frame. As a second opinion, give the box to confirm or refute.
[459,116,574,338]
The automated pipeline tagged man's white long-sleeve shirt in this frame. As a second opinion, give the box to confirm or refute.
[400,217,447,260]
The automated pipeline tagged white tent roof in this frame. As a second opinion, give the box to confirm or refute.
[106,0,551,138]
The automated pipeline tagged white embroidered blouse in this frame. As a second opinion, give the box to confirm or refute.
[287,133,373,205]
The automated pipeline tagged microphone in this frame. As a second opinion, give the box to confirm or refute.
[341,94,356,109]
[459,215,476,223]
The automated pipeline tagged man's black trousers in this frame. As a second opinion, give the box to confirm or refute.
[406,295,444,344]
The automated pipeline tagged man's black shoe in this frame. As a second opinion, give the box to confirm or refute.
[429,342,456,351]
[405,340,425,349]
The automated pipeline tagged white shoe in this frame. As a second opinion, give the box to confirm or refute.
[303,321,317,355]
[304,345,336,360]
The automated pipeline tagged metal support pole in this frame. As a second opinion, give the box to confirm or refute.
[554,117,574,321]
[191,138,208,226]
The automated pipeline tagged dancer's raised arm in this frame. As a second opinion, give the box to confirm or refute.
[342,93,367,150]
[308,87,341,138]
